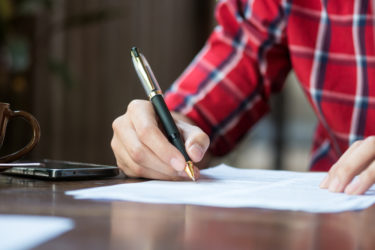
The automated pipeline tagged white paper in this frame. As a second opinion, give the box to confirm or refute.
[66,164,375,213]
[0,215,74,250]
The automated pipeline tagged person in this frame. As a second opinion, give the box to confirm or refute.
[111,0,375,195]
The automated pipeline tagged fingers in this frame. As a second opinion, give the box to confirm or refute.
[345,160,375,195]
[177,120,210,163]
[320,137,375,194]
[320,140,363,189]
[112,116,179,178]
[129,100,186,172]
[111,99,202,181]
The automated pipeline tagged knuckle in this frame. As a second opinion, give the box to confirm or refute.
[330,162,339,172]
[112,117,121,131]
[113,158,133,177]
[116,160,126,172]
[110,138,116,151]
[127,99,143,114]
[128,144,145,164]
[137,123,154,141]
[113,114,132,134]
[335,167,348,181]
[116,156,145,178]
[132,165,144,177]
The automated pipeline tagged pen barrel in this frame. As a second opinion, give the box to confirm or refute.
[151,94,190,161]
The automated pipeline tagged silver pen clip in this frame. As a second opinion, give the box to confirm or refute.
[131,47,162,99]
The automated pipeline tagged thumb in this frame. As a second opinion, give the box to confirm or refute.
[176,121,210,163]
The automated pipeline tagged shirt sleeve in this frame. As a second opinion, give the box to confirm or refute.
[165,0,291,156]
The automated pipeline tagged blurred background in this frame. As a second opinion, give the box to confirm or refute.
[0,0,316,171]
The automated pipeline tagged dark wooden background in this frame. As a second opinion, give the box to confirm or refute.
[0,0,215,165]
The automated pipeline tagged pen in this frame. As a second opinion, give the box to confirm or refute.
[130,47,196,181]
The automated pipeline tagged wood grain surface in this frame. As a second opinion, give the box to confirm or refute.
[1,174,374,250]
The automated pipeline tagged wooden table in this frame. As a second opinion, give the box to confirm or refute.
[1,173,375,250]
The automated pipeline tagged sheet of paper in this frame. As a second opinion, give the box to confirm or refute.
[66,164,375,213]
[0,215,74,250]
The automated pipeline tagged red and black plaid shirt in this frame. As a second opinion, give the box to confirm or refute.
[165,0,375,171]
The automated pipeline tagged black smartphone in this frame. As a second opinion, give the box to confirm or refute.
[1,159,120,180]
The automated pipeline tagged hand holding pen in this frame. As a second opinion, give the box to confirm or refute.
[111,48,210,180]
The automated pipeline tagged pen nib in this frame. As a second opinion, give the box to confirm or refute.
[184,161,196,181]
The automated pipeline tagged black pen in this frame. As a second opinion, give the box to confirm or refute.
[130,47,195,181]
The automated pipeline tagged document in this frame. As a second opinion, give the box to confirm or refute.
[0,215,74,250]
[66,164,375,213]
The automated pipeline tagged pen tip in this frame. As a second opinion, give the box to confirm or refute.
[185,161,196,181]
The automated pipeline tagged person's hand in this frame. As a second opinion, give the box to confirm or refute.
[320,137,375,195]
[111,100,210,180]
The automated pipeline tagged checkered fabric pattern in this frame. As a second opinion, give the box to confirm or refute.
[165,0,375,171]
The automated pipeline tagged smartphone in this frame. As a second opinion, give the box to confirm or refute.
[1,159,120,180]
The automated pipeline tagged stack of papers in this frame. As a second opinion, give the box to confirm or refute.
[67,164,375,213]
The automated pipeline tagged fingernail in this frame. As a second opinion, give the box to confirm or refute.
[320,175,329,188]
[345,178,361,195]
[328,177,341,192]
[170,158,185,171]
[189,144,204,160]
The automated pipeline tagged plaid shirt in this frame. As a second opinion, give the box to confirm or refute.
[165,0,375,171]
